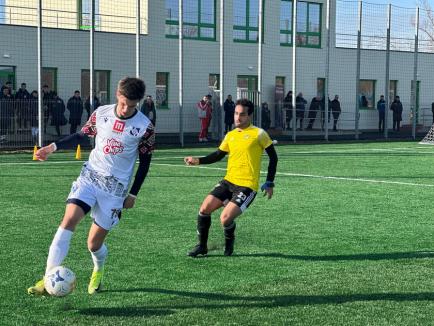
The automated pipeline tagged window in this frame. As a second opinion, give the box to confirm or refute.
[42,68,57,92]
[317,78,325,98]
[0,0,5,24]
[275,76,285,103]
[389,80,397,103]
[359,80,376,109]
[156,72,169,109]
[233,0,263,43]
[296,2,321,47]
[0,66,15,90]
[81,70,110,104]
[280,0,292,45]
[165,0,216,40]
[79,0,101,30]
[209,74,220,91]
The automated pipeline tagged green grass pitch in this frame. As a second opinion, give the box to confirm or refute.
[1,141,434,325]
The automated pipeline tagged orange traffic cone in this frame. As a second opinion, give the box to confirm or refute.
[32,145,38,161]
[75,145,81,160]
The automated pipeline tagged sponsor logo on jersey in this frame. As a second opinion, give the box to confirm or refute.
[103,138,124,155]
[103,117,108,123]
[129,127,141,136]
[113,120,125,133]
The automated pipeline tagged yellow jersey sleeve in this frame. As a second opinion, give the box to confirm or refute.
[258,129,273,149]
[219,133,230,152]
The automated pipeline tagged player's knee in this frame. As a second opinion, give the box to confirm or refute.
[87,240,102,252]
[220,214,233,227]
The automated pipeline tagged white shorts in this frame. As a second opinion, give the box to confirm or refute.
[67,174,124,231]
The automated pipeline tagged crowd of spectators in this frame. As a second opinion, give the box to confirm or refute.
[0,82,102,142]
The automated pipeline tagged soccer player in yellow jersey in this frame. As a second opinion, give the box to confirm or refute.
[184,99,278,257]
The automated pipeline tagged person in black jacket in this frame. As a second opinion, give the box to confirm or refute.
[16,83,30,129]
[85,93,101,120]
[223,95,235,133]
[330,95,341,131]
[140,95,156,126]
[283,91,293,130]
[67,90,84,134]
[306,96,322,130]
[390,95,403,131]
[431,101,434,124]
[295,93,307,130]
[51,91,66,137]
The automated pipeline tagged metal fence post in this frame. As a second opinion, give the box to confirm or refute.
[384,3,391,139]
[412,6,419,140]
[291,0,297,143]
[178,0,184,147]
[355,0,362,140]
[37,0,42,147]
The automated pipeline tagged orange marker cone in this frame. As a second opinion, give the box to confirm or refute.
[75,145,81,160]
[32,145,38,161]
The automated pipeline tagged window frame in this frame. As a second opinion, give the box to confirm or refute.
[156,72,170,109]
[165,0,217,41]
[209,73,220,91]
[359,79,376,109]
[80,69,111,104]
[42,67,58,92]
[77,0,100,31]
[233,0,265,43]
[0,66,16,90]
[280,1,322,48]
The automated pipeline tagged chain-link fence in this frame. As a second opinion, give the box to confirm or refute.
[1,0,434,149]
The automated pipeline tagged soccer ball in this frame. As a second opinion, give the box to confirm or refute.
[44,266,76,297]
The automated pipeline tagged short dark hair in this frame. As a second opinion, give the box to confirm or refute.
[118,77,146,101]
[21,83,26,86]
[236,98,254,115]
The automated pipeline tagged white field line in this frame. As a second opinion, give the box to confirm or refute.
[152,163,434,188]
[2,153,434,188]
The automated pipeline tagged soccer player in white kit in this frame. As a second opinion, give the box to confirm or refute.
[28,77,155,295]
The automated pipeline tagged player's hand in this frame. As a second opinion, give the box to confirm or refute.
[261,181,274,199]
[35,143,56,161]
[184,156,199,166]
[123,194,136,209]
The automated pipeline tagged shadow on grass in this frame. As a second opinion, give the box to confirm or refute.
[79,307,174,318]
[230,251,434,261]
[82,288,434,314]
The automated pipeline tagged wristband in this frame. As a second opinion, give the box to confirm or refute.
[260,181,275,191]
[51,142,57,152]
[128,193,137,199]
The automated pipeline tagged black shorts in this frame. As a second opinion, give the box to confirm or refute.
[210,179,257,212]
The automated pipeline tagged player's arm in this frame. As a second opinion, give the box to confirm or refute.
[124,124,155,209]
[184,149,227,166]
[34,112,97,161]
[261,144,278,199]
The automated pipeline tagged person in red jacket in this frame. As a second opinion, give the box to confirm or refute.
[197,95,212,142]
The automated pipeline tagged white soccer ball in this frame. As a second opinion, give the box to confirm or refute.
[44,266,76,297]
[272,139,278,145]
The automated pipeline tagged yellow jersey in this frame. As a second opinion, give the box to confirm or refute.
[219,125,273,191]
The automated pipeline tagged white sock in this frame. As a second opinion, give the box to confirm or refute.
[90,244,108,271]
[45,227,73,275]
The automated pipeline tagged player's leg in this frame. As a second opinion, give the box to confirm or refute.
[27,203,87,295]
[188,194,224,257]
[87,223,109,294]
[220,186,257,256]
[87,193,122,294]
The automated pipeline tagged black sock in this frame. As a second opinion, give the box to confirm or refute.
[224,222,236,240]
[197,213,211,247]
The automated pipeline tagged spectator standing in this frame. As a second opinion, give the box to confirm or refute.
[330,95,341,132]
[261,102,271,131]
[197,95,212,142]
[295,93,307,130]
[360,95,368,108]
[51,91,67,137]
[224,95,235,134]
[16,82,31,129]
[0,87,14,135]
[283,91,293,130]
[140,95,156,126]
[306,96,322,130]
[42,85,54,134]
[29,90,39,143]
[431,101,434,124]
[67,90,84,134]
[84,93,101,120]
[377,95,386,133]
[390,95,403,132]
